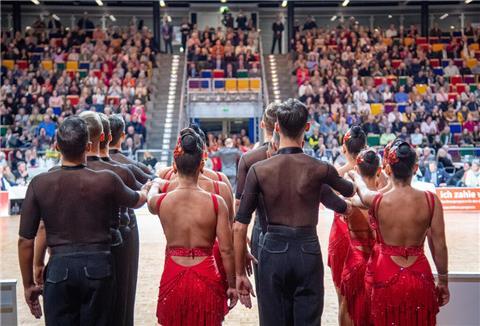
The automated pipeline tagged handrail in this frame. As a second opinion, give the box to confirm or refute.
[259,31,270,110]
[177,48,189,132]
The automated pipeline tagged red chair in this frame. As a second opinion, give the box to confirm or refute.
[454,58,463,67]
[107,96,120,106]
[475,51,480,60]
[67,95,79,106]
[93,69,102,79]
[16,60,28,70]
[456,83,467,94]
[391,59,402,69]
[450,75,463,85]
[430,59,440,68]
[387,76,397,86]
[448,92,458,102]
[213,69,225,78]
[419,44,429,52]
[416,37,427,45]
[374,76,384,87]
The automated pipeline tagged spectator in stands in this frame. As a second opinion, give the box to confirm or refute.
[13,161,29,185]
[142,151,158,170]
[180,18,192,51]
[37,115,56,138]
[463,159,480,187]
[187,62,199,77]
[271,15,284,54]
[162,16,173,54]
[444,59,460,77]
[380,126,396,146]
[362,115,381,135]
[308,127,321,152]
[0,165,16,190]
[209,138,242,190]
[236,10,248,31]
[423,161,449,187]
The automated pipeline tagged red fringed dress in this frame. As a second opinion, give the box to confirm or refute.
[340,208,375,326]
[328,212,350,289]
[155,193,228,326]
[368,192,439,326]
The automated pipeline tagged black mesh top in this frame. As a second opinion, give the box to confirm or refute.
[236,143,269,200]
[236,147,354,228]
[109,149,155,183]
[19,164,139,247]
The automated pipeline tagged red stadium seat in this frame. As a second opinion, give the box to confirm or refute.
[93,69,102,79]
[416,37,427,45]
[429,59,440,68]
[213,69,224,78]
[67,95,79,106]
[391,59,402,69]
[107,96,120,106]
[448,92,458,102]
[387,76,397,86]
[16,60,28,70]
[453,58,463,68]
[450,75,463,85]
[374,76,384,87]
[456,83,467,94]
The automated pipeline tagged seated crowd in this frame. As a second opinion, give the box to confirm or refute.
[186,20,262,79]
[0,19,155,185]
[291,19,480,187]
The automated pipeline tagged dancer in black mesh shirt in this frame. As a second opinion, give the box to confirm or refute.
[234,99,354,325]
[18,117,149,326]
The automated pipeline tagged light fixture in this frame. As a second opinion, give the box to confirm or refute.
[220,0,227,3]
[450,25,455,29]
[342,0,350,7]
[31,0,40,4]
[95,0,104,6]
[388,15,393,19]
[331,15,337,22]
[465,0,474,3]
[440,13,448,20]
[109,15,116,22]
[52,14,60,21]
[160,0,166,7]
[281,1,288,7]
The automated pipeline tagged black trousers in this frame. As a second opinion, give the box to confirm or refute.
[110,237,129,326]
[258,225,324,326]
[163,38,173,54]
[44,245,113,326]
[251,217,263,317]
[125,219,139,326]
[271,36,282,54]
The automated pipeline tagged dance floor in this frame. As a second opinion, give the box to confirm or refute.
[1,208,478,325]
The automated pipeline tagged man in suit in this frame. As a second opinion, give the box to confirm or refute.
[212,54,226,71]
[423,161,450,187]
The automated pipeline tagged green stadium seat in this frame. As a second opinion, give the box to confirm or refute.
[367,135,380,147]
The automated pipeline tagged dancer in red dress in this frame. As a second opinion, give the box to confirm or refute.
[341,149,380,326]
[351,140,449,326]
[147,128,237,326]
[328,126,366,322]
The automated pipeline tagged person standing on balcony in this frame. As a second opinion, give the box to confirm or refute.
[271,15,284,54]
[162,16,173,54]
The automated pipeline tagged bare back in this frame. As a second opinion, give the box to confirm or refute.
[376,188,433,248]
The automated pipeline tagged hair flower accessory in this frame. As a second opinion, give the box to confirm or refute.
[343,130,352,144]
[173,136,184,159]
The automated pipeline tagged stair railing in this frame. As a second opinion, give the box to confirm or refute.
[177,48,189,133]
[259,32,270,111]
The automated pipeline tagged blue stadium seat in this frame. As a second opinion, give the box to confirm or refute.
[397,104,407,113]
[449,123,462,134]
[213,79,225,91]
[201,70,212,78]
[433,67,444,75]
[200,79,210,90]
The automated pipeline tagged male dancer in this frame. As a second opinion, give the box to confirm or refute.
[233,99,354,325]
[235,102,279,298]
[18,117,148,325]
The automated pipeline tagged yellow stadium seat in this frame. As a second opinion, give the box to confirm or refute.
[370,103,383,116]
[250,78,261,92]
[432,43,444,52]
[42,60,53,71]
[2,59,15,70]
[416,84,428,95]
[404,37,414,47]
[466,58,478,69]
[225,79,237,92]
[469,43,479,51]
[237,79,249,92]
[66,61,78,71]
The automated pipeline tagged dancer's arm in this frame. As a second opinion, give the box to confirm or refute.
[427,193,449,306]
[33,221,47,286]
[216,196,238,309]
[147,180,163,214]
[319,184,351,215]
[219,182,235,222]
[349,170,379,207]
[324,163,355,198]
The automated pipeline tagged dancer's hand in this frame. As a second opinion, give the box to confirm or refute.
[34,264,45,287]
[142,181,153,193]
[236,275,255,308]
[226,287,239,310]
[436,283,450,306]
[245,251,258,277]
[24,284,43,319]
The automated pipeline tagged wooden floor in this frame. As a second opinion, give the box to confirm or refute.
[1,208,478,325]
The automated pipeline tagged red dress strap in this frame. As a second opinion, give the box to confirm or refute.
[156,193,168,213]
[161,181,170,193]
[370,193,385,244]
[215,171,222,181]
[212,180,220,195]
[424,191,435,224]
[211,193,219,216]
[165,168,174,180]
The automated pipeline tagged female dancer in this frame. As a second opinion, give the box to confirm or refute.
[328,125,366,320]
[340,149,380,326]
[147,128,237,326]
[351,140,449,325]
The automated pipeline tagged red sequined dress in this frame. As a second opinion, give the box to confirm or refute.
[155,193,228,326]
[368,192,439,326]
[340,208,375,326]
[328,212,350,288]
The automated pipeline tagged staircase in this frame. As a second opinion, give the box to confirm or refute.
[264,54,296,103]
[146,54,184,166]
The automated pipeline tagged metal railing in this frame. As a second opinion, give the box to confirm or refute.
[259,31,270,109]
[177,47,189,131]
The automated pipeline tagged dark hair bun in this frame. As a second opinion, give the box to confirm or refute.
[397,143,414,158]
[179,128,202,154]
[188,123,206,143]
[350,125,364,139]
[363,150,378,164]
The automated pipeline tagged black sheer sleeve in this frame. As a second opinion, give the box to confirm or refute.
[129,164,150,184]
[235,166,260,225]
[235,156,248,200]
[324,163,355,198]
[110,173,140,208]
[319,184,347,214]
[19,178,41,239]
